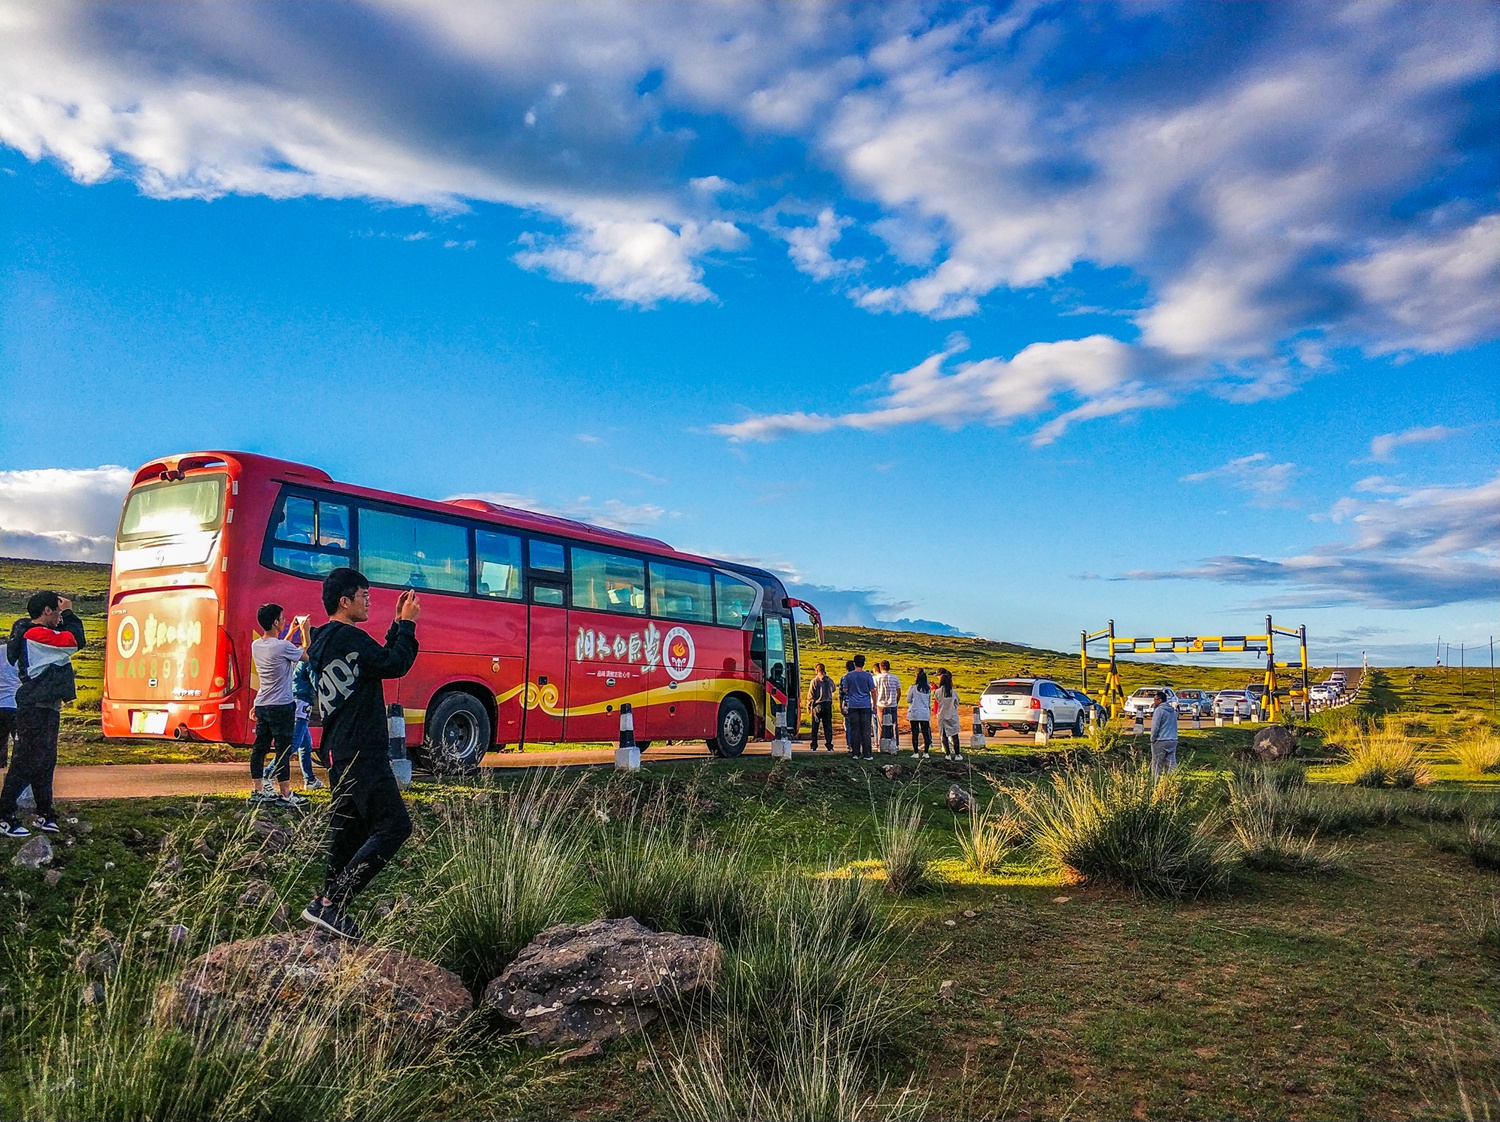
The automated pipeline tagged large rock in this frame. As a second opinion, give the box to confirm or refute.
[160,929,471,1039]
[484,917,720,1048]
[946,784,973,814]
[1250,725,1298,761]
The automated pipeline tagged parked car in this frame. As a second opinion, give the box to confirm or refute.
[1213,689,1254,719]
[1309,684,1333,704]
[1123,686,1178,720]
[1174,689,1214,718]
[1066,689,1109,727]
[979,678,1087,736]
[1244,682,1269,716]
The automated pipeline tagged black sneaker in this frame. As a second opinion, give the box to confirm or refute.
[0,820,30,838]
[301,898,362,941]
[248,790,277,805]
[276,792,309,809]
[34,817,59,834]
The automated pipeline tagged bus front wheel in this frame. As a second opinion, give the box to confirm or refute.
[424,692,490,776]
[707,697,750,758]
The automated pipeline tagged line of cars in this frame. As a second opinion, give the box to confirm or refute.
[978,671,1354,737]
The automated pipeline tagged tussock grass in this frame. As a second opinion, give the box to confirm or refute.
[1454,729,1500,777]
[1456,818,1500,872]
[875,793,932,896]
[1008,765,1233,899]
[1229,770,1347,875]
[955,798,1022,876]
[659,866,912,1122]
[415,775,590,992]
[596,806,760,943]
[1343,722,1433,788]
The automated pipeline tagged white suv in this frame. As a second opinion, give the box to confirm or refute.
[1123,686,1178,720]
[979,678,1086,737]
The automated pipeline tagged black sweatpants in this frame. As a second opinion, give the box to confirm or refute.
[809,702,834,750]
[0,706,59,820]
[847,707,873,758]
[0,706,14,768]
[322,756,412,908]
[252,703,295,784]
[910,720,932,750]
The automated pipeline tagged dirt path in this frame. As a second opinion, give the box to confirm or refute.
[47,740,813,799]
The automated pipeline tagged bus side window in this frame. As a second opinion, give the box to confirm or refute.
[715,574,759,626]
[358,508,470,594]
[649,561,713,622]
[572,548,646,615]
[317,503,349,548]
[276,497,316,544]
[477,530,523,600]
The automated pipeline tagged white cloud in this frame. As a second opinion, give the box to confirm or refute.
[715,334,1170,444]
[1366,424,1460,463]
[0,465,133,562]
[513,217,744,306]
[780,207,862,281]
[1181,453,1298,506]
[1124,471,1500,609]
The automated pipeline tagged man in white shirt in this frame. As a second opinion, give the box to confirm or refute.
[251,603,308,807]
[874,661,902,748]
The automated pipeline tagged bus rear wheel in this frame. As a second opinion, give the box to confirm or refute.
[707,697,749,758]
[424,692,490,776]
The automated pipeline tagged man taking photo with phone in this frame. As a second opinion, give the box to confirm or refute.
[301,568,419,940]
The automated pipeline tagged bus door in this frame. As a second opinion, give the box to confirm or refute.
[521,540,568,745]
[760,614,792,735]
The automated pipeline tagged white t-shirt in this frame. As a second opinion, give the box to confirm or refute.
[252,637,304,708]
[905,684,931,721]
[0,654,18,709]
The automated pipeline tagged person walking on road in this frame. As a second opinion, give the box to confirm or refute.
[0,592,85,838]
[840,655,876,760]
[906,668,933,759]
[250,604,308,809]
[1150,690,1179,778]
[807,663,835,751]
[302,569,419,940]
[935,667,963,761]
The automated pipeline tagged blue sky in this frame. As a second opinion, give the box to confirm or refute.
[0,1,1496,666]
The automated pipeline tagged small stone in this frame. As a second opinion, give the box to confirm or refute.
[162,855,184,874]
[269,904,291,931]
[43,869,62,886]
[938,980,958,1000]
[1052,896,1070,904]
[558,1040,604,1065]
[194,838,216,861]
[635,1058,656,1073]
[880,764,908,780]
[502,1074,522,1088]
[167,924,190,947]
[943,919,956,927]
[1411,957,1427,969]
[962,910,978,919]
[12,836,53,869]
[945,784,973,814]
[82,980,106,1006]
[75,820,92,835]
[104,861,115,871]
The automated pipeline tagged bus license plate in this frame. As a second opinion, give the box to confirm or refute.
[131,710,169,735]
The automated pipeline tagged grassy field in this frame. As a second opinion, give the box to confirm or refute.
[1,723,1496,1121]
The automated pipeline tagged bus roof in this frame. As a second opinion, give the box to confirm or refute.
[134,450,787,594]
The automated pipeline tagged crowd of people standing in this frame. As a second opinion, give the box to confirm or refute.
[804,657,966,761]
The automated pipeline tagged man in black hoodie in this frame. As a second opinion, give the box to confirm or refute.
[301,568,419,940]
[1,592,86,838]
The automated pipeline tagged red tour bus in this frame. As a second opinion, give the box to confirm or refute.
[101,451,820,772]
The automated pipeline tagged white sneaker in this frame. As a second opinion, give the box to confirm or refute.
[954,752,965,762]
[302,779,325,791]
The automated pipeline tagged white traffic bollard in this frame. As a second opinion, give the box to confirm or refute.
[615,703,641,770]
[1233,709,1242,725]
[387,703,412,790]
[1191,708,1202,731]
[1132,711,1145,737]
[969,705,987,751]
[878,707,898,754]
[1215,713,1224,727]
[771,705,794,760]
[1035,711,1051,746]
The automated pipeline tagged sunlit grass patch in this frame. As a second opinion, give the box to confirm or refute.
[1342,721,1434,789]
[925,856,1068,889]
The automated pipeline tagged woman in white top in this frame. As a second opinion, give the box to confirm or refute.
[935,667,963,761]
[905,668,933,759]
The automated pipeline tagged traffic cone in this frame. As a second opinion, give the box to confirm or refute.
[615,703,641,771]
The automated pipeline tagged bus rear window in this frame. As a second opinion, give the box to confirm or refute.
[118,475,225,542]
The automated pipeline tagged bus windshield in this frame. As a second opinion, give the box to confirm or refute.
[118,475,226,542]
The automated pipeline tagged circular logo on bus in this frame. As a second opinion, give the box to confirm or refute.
[117,615,140,659]
[663,626,695,682]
